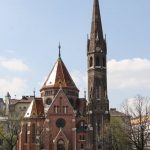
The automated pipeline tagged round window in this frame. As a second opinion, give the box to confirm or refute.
[56,118,66,128]
[46,98,52,105]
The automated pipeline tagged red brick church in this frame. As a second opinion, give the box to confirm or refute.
[18,0,111,150]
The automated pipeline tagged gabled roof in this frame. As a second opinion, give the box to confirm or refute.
[24,98,45,118]
[46,88,75,116]
[41,57,78,91]
[53,128,68,143]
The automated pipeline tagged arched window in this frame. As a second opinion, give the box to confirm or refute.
[89,57,93,67]
[96,56,100,66]
[54,106,59,113]
[57,139,65,150]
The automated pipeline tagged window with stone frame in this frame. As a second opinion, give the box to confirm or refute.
[89,57,93,67]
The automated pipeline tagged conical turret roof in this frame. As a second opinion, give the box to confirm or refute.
[41,57,79,91]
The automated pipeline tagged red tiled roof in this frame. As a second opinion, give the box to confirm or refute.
[41,58,79,91]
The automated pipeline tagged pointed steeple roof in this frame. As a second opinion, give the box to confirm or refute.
[91,0,103,40]
[89,0,104,52]
[41,57,78,91]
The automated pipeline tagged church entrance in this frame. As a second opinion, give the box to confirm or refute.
[57,139,65,150]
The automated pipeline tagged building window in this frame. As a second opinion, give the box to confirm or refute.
[81,121,84,126]
[54,106,59,113]
[81,143,84,149]
[56,118,66,128]
[63,106,68,114]
[96,56,100,66]
[80,135,86,141]
[89,57,93,67]
[57,139,65,150]
[46,98,52,105]
[83,135,85,140]
[25,124,28,143]
[98,145,101,149]
[32,123,36,143]
[96,87,99,99]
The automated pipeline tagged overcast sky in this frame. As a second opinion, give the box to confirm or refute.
[0,0,150,108]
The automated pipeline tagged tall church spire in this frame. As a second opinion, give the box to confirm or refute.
[87,0,111,149]
[88,0,104,53]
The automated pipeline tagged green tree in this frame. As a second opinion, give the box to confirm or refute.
[0,116,21,150]
[111,112,131,150]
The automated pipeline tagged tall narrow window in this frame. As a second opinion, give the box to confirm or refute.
[25,124,28,143]
[89,57,93,67]
[103,57,106,67]
[99,86,102,99]
[32,123,36,143]
[96,56,100,66]
[96,87,100,99]
[81,143,84,149]
[83,135,85,140]
[63,106,68,114]
[54,106,58,113]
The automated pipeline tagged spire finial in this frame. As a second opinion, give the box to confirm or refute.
[33,88,36,98]
[58,42,61,58]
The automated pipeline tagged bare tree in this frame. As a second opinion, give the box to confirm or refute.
[121,95,150,150]
[0,115,21,150]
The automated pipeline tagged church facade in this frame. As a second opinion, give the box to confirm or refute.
[18,0,111,150]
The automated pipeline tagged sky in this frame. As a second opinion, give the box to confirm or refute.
[0,0,150,108]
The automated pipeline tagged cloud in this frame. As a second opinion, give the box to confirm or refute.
[0,77,27,98]
[0,57,29,72]
[69,58,150,100]
[108,58,150,89]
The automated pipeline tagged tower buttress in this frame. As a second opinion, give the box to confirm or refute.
[87,0,111,149]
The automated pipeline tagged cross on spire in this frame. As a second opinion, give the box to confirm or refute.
[58,42,61,58]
